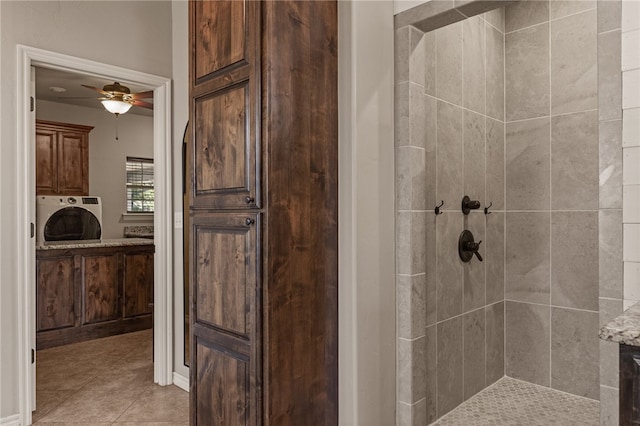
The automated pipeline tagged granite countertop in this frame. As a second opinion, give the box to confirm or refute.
[36,238,154,250]
[123,225,154,239]
[599,303,640,346]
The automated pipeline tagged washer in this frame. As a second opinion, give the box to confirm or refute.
[36,196,102,243]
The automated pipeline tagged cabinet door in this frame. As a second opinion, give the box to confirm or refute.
[190,212,260,425]
[35,128,58,195]
[82,254,120,324]
[57,130,88,195]
[123,252,154,318]
[190,0,260,210]
[36,256,77,331]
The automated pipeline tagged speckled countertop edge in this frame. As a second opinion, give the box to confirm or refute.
[36,238,154,250]
[599,302,640,346]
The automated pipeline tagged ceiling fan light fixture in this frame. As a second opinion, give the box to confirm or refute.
[101,99,132,115]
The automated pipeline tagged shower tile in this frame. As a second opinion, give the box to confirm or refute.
[425,95,437,208]
[397,399,427,426]
[506,117,551,211]
[464,213,486,312]
[410,83,427,148]
[485,119,504,211]
[396,26,426,86]
[598,30,622,121]
[623,108,640,147]
[424,31,436,96]
[436,21,463,106]
[600,340,619,389]
[599,210,623,299]
[463,110,486,203]
[486,302,505,385]
[437,316,464,417]
[463,309,486,399]
[550,10,597,115]
[505,212,550,305]
[600,385,619,426]
[397,274,426,340]
[463,15,486,114]
[623,225,640,262]
[550,0,595,20]
[622,30,640,72]
[624,262,640,300]
[551,307,599,399]
[426,214,437,326]
[597,0,621,33]
[624,147,640,184]
[397,211,427,275]
[505,23,550,121]
[505,301,551,386]
[398,336,427,403]
[486,212,504,305]
[396,146,427,211]
[395,26,410,84]
[551,211,599,311]
[599,119,623,209]
[623,70,640,110]
[484,7,505,33]
[436,101,463,207]
[505,0,549,33]
[551,111,599,210]
[395,82,410,148]
[437,212,464,320]
[426,325,437,423]
[486,23,505,121]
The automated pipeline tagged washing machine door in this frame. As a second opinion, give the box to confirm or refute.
[43,206,102,241]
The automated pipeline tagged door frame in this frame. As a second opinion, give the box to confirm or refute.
[16,45,173,425]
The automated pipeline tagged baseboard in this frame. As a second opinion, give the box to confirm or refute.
[0,414,20,426]
[173,371,189,392]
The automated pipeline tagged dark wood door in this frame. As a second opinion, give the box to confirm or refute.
[123,252,154,318]
[35,127,58,195]
[57,130,88,195]
[81,254,121,325]
[189,212,260,425]
[36,255,77,331]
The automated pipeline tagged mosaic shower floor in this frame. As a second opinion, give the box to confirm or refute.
[432,376,600,425]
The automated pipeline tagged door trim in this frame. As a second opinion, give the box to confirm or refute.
[16,45,173,425]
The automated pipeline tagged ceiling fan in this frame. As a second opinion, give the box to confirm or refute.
[81,81,153,116]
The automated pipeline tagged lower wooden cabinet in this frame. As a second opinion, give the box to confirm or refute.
[620,344,640,425]
[36,244,154,349]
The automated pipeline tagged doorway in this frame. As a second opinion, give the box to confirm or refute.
[16,45,174,426]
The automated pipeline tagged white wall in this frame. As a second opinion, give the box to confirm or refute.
[36,100,154,239]
[0,1,172,419]
[338,1,396,425]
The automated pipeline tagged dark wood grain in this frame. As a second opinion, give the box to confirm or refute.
[35,127,58,195]
[123,253,154,318]
[36,256,75,331]
[82,254,120,324]
[620,344,640,425]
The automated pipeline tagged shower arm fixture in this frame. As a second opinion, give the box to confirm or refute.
[461,195,481,215]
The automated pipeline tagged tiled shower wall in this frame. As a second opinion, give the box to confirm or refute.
[502,0,602,402]
[395,8,506,424]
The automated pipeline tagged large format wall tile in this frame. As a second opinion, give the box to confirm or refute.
[396,146,427,211]
[397,274,426,340]
[410,83,427,149]
[436,21,463,106]
[505,0,549,33]
[463,309,486,399]
[600,385,619,426]
[398,337,427,403]
[463,15,486,114]
[599,30,622,121]
[397,211,427,275]
[395,82,410,148]
[426,325,437,424]
[424,31,436,96]
[550,0,595,20]
[486,302,505,385]
[551,308,599,399]
[486,119,505,210]
[505,23,550,121]
[485,7,505,33]
[505,301,551,386]
[551,211,599,311]
[599,210,623,298]
[486,23,505,121]
[600,119,623,209]
[395,26,425,86]
[426,214,437,326]
[506,212,551,304]
[464,213,486,312]
[463,110,486,202]
[436,101,463,206]
[437,316,464,417]
[506,117,551,210]
[486,212,505,305]
[437,212,464,320]
[600,298,622,389]
[551,10,597,115]
[397,399,426,426]
[597,0,621,33]
[551,111,599,210]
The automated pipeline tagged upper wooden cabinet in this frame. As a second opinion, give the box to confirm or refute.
[36,120,92,196]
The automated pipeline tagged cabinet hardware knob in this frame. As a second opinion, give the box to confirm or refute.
[245,218,255,226]
[245,196,255,204]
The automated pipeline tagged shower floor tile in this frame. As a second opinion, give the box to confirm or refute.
[432,376,599,425]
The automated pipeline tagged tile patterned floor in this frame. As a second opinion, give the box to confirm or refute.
[432,376,600,426]
[33,329,188,425]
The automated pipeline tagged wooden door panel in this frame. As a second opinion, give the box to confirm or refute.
[123,253,154,318]
[36,256,76,331]
[57,132,88,195]
[82,254,120,324]
[195,341,249,425]
[194,0,246,81]
[35,129,58,195]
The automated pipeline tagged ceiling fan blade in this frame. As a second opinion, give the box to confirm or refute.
[129,90,154,99]
[57,96,97,100]
[81,84,109,96]
[132,100,154,110]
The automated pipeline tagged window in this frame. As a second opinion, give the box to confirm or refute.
[126,157,154,213]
